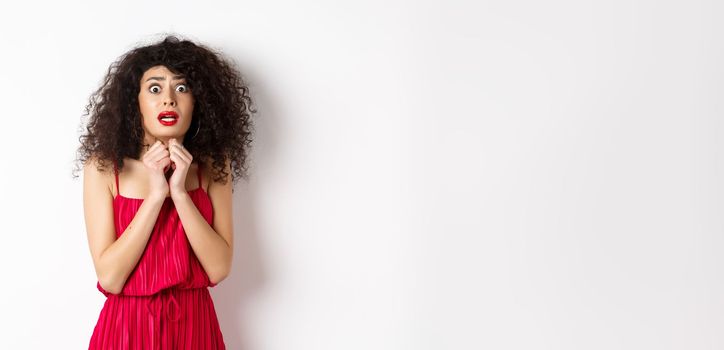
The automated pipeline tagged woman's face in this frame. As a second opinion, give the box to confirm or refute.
[138,65,195,144]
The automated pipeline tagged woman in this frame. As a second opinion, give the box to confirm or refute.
[75,35,255,349]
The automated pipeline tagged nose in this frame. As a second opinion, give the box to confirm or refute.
[163,90,177,107]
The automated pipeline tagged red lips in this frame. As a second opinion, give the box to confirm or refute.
[158,111,178,126]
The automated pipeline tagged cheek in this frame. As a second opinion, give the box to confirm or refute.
[137,95,146,111]
[138,95,155,118]
[182,98,195,114]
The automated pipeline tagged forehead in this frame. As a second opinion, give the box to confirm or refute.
[141,65,185,81]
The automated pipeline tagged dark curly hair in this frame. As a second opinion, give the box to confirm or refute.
[73,34,256,190]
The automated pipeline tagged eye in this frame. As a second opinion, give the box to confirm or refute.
[176,84,189,93]
[149,85,161,93]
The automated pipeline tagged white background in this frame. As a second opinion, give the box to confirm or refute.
[0,0,722,349]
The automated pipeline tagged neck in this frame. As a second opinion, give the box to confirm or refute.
[138,133,186,159]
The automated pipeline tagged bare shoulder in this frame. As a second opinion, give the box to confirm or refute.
[83,156,114,198]
[204,158,233,193]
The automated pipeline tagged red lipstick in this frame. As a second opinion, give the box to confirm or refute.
[158,111,179,126]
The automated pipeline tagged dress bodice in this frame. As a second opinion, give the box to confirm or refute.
[96,161,216,297]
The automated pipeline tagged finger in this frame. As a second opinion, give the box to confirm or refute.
[152,149,170,166]
[169,152,181,170]
[168,141,185,155]
[170,143,191,158]
[170,146,192,165]
[151,145,169,159]
[150,140,163,150]
[169,140,183,152]
[145,140,163,155]
[178,144,193,160]
[144,140,165,160]
[162,158,171,172]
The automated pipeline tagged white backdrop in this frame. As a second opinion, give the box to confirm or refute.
[1,0,722,349]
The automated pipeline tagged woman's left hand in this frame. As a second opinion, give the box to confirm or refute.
[168,138,193,198]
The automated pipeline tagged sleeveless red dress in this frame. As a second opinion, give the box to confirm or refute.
[88,161,226,349]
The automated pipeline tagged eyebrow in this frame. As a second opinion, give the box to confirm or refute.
[145,75,186,82]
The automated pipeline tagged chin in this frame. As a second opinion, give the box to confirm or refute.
[152,128,180,135]
[145,126,189,140]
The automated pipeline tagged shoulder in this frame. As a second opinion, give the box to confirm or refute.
[83,155,114,199]
[202,158,232,187]
[83,155,114,178]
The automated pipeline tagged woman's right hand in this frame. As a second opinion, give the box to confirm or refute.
[142,140,171,199]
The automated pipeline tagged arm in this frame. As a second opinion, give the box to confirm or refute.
[83,157,166,294]
[172,159,234,285]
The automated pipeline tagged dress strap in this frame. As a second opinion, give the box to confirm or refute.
[113,159,120,195]
[197,162,203,191]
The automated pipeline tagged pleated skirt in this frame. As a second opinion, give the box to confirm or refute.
[89,288,226,349]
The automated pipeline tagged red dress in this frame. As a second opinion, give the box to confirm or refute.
[89,161,226,349]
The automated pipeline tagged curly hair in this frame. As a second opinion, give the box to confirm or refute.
[73,34,256,190]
